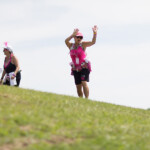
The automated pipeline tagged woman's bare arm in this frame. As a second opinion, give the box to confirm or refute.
[82,25,98,49]
[65,28,79,49]
[12,56,20,75]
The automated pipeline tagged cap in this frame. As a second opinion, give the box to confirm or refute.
[76,32,83,37]
[3,42,13,53]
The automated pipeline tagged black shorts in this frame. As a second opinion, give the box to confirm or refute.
[73,68,90,85]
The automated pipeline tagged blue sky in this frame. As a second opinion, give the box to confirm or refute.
[0,0,150,109]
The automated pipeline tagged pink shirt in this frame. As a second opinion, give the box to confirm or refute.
[70,44,86,68]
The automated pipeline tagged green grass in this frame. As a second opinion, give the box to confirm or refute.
[0,86,150,150]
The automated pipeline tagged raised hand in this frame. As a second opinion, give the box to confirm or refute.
[92,25,98,34]
[72,28,79,37]
[11,76,15,80]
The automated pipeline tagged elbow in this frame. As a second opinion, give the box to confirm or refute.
[65,39,70,46]
[65,39,68,44]
[65,40,67,44]
[92,41,96,45]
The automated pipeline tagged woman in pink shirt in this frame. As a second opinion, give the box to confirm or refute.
[65,25,98,98]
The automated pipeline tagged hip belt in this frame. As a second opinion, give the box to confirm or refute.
[70,60,91,74]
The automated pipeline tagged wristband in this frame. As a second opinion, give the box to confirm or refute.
[93,34,97,39]
[13,74,16,77]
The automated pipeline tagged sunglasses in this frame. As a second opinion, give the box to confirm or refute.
[3,48,8,52]
[76,36,83,39]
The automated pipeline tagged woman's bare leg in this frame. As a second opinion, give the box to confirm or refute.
[81,81,89,98]
[76,84,83,97]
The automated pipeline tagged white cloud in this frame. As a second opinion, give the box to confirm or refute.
[1,0,150,43]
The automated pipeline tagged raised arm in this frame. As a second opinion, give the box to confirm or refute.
[65,28,79,49]
[82,25,98,49]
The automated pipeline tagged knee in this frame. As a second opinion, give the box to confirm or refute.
[77,88,82,94]
[82,81,88,88]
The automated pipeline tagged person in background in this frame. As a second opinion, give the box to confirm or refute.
[65,25,98,98]
[0,42,21,86]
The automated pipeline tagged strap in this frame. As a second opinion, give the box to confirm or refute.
[70,43,75,50]
[4,56,12,68]
[70,43,83,50]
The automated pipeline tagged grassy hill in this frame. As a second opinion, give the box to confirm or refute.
[0,86,150,150]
